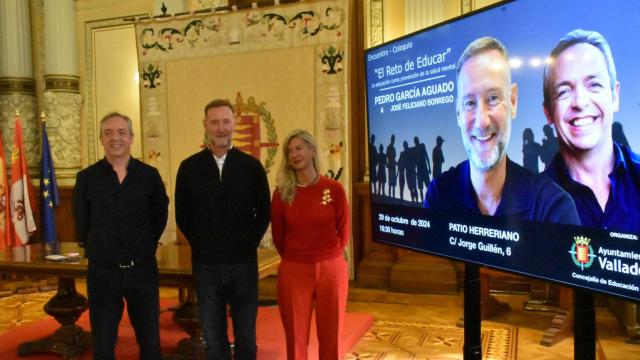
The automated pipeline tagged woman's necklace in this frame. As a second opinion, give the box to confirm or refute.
[296,173,319,187]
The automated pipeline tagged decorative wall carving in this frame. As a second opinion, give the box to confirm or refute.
[42,91,82,169]
[141,64,163,89]
[0,94,38,168]
[138,6,346,58]
[319,45,344,74]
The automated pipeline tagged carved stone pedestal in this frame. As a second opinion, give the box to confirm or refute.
[17,277,90,359]
[165,287,206,360]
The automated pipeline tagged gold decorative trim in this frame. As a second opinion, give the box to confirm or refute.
[0,77,35,95]
[44,75,80,93]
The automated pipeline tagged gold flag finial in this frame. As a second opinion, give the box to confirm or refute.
[40,112,46,123]
[15,110,20,117]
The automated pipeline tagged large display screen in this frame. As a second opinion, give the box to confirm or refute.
[365,0,640,301]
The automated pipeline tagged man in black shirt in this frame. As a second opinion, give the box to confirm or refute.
[175,99,270,360]
[73,112,168,360]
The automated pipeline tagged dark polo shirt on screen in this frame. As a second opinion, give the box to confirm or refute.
[424,157,580,225]
[544,142,640,232]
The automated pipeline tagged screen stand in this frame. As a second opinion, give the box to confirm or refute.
[463,263,482,360]
[574,290,596,360]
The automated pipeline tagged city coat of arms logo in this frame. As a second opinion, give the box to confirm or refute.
[569,236,596,270]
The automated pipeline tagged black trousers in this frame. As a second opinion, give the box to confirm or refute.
[193,259,259,360]
[87,258,162,360]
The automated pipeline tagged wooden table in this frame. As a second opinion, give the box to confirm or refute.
[0,243,280,359]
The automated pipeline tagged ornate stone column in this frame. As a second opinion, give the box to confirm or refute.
[42,0,82,179]
[0,0,38,167]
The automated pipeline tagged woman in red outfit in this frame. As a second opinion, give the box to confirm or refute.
[271,129,350,360]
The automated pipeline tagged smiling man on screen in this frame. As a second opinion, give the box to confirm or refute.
[424,36,578,225]
[543,29,640,233]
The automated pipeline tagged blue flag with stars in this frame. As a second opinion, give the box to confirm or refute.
[40,122,59,244]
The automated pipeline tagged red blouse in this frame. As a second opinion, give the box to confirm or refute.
[271,176,349,263]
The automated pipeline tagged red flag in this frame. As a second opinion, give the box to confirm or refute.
[10,117,36,246]
[0,129,10,250]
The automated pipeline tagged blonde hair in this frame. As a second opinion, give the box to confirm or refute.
[276,129,322,203]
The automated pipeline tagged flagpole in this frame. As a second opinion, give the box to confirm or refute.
[40,112,61,255]
[0,113,11,252]
[10,110,35,261]
[42,112,55,255]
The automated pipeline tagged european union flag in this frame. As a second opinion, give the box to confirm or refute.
[40,121,59,244]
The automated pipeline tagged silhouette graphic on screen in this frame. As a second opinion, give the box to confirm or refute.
[540,124,559,170]
[522,128,542,174]
[612,121,631,151]
[414,136,431,203]
[403,141,419,203]
[377,144,386,196]
[386,135,398,198]
[432,136,445,178]
[397,141,409,201]
[369,134,378,194]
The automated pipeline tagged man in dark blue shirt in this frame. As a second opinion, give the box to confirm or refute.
[542,29,640,233]
[424,36,579,225]
[546,143,640,232]
[541,28,640,355]
[73,112,168,360]
[427,158,580,224]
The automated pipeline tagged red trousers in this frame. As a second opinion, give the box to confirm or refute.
[277,255,349,360]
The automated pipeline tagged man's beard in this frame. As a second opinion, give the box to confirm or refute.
[463,124,510,172]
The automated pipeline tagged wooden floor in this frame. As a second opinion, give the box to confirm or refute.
[1,276,639,359]
[343,288,637,359]
[261,277,640,360]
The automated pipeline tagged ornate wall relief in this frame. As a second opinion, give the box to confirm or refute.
[42,91,82,170]
[0,94,38,168]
